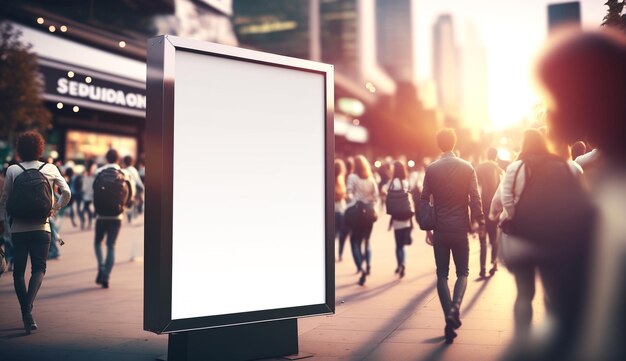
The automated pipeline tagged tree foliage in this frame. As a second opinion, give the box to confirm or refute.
[602,0,626,30]
[0,22,51,146]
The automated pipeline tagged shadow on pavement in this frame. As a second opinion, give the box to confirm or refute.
[37,287,101,301]
[461,275,492,316]
[337,271,432,306]
[422,335,446,344]
[348,280,438,361]
[417,343,449,361]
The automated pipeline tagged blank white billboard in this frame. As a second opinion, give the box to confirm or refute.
[170,49,327,320]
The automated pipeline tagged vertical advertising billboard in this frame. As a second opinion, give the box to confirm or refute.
[144,35,334,333]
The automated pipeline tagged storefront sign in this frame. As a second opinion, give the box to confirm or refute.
[56,78,145,110]
[39,60,146,117]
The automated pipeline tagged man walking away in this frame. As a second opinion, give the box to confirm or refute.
[475,147,503,277]
[420,128,484,344]
[93,149,134,288]
[0,131,71,333]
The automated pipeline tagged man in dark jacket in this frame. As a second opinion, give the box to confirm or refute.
[420,128,484,344]
[475,147,503,277]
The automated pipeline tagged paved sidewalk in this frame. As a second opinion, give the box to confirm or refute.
[0,213,546,361]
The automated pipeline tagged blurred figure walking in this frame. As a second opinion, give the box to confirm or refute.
[383,161,413,278]
[0,131,71,334]
[345,155,379,286]
[475,147,503,278]
[420,128,484,344]
[538,28,626,361]
[81,160,96,230]
[334,159,349,262]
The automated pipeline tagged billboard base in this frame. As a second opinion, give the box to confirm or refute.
[167,318,298,361]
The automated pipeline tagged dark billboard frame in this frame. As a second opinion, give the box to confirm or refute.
[144,35,335,334]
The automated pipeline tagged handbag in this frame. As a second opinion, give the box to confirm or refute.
[385,179,414,221]
[416,200,436,231]
[344,201,377,229]
[497,229,539,268]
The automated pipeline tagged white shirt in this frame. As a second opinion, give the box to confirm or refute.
[0,161,71,233]
[346,173,379,207]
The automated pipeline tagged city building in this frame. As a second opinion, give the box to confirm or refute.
[375,0,416,83]
[2,0,236,163]
[432,14,460,116]
[233,0,399,154]
[460,23,489,133]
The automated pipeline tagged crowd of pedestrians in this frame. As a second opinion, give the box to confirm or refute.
[0,28,624,361]
[332,28,626,361]
[0,132,143,334]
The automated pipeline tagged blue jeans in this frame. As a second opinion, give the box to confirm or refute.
[433,232,469,317]
[350,222,373,272]
[394,227,411,267]
[94,219,121,282]
[335,212,349,259]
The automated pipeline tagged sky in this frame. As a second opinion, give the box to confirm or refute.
[414,0,607,130]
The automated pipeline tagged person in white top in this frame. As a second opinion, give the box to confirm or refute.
[80,160,96,230]
[382,161,412,279]
[496,129,586,353]
[537,29,626,361]
[346,155,379,286]
[0,131,71,334]
[122,155,144,224]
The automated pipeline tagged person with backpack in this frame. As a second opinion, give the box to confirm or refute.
[0,131,71,334]
[345,155,379,286]
[383,161,413,279]
[419,128,484,344]
[93,149,134,289]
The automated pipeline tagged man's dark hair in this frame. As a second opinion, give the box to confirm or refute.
[105,149,119,164]
[16,131,45,161]
[436,128,457,153]
[122,155,133,167]
[486,147,498,161]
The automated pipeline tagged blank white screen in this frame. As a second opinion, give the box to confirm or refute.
[171,50,326,320]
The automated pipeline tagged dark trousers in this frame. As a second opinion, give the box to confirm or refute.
[479,218,499,271]
[350,222,373,272]
[12,231,51,313]
[433,232,469,317]
[510,264,536,340]
[82,201,94,227]
[94,219,121,282]
[335,212,349,260]
[394,227,411,268]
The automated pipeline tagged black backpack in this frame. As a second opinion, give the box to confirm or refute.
[93,167,131,216]
[6,163,53,222]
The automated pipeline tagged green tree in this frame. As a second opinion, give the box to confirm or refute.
[602,0,626,30]
[0,22,51,149]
